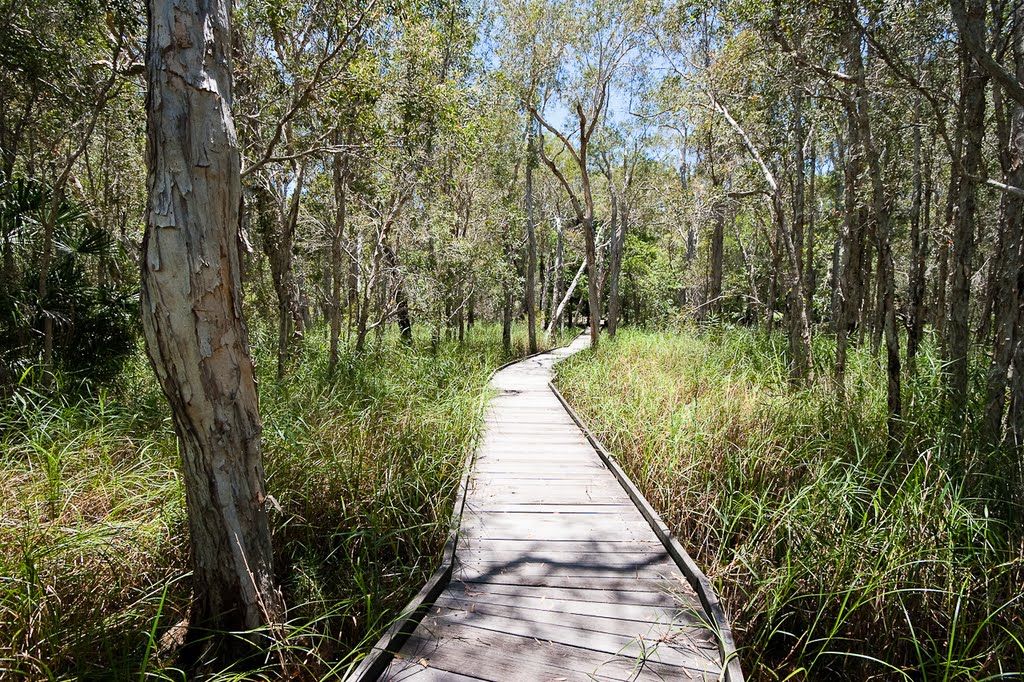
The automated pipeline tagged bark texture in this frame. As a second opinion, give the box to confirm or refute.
[142,0,285,652]
[947,0,989,423]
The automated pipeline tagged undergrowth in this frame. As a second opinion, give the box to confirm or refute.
[0,322,563,680]
[555,325,1024,681]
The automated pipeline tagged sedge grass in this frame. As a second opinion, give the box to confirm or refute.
[0,321,571,680]
[554,325,1024,681]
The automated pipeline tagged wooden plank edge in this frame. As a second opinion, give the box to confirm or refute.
[548,379,746,682]
[344,335,582,682]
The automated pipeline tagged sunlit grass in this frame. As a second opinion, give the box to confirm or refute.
[0,320,570,679]
[554,325,1024,681]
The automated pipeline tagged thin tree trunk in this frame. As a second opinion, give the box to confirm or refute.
[328,139,347,375]
[855,56,902,447]
[805,137,816,317]
[142,0,285,658]
[789,86,807,374]
[548,216,564,339]
[947,0,989,425]
[984,22,1024,445]
[607,201,626,336]
[835,30,867,395]
[386,237,412,342]
[907,113,930,374]
[525,124,538,353]
[708,196,725,318]
[583,214,600,345]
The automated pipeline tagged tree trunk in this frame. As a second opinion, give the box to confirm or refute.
[984,24,1024,446]
[607,201,627,336]
[947,0,989,425]
[907,113,930,374]
[385,239,412,342]
[502,281,512,355]
[835,32,868,395]
[525,124,538,353]
[548,217,565,339]
[855,53,902,447]
[142,0,285,659]
[805,137,816,317]
[328,140,347,375]
[788,86,807,374]
[549,259,586,336]
[584,214,600,347]
[255,164,306,380]
[708,196,725,318]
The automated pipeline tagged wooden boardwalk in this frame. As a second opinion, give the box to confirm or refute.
[372,335,735,681]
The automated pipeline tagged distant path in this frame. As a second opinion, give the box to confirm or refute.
[374,334,734,680]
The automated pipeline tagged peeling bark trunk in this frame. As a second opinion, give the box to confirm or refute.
[255,164,306,380]
[789,86,807,373]
[142,0,285,659]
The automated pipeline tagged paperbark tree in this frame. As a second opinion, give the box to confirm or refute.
[983,8,1024,446]
[525,120,539,353]
[531,101,604,348]
[142,0,285,659]
[946,0,989,425]
[711,92,814,382]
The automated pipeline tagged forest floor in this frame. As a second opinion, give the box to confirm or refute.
[0,322,569,680]
[554,326,1024,681]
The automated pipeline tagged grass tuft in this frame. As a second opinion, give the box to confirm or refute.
[555,325,1024,681]
[1,321,569,680]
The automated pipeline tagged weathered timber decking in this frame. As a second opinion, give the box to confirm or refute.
[366,335,739,681]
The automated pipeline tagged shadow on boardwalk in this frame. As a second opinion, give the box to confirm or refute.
[356,336,738,681]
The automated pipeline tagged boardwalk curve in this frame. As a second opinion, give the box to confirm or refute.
[351,335,741,681]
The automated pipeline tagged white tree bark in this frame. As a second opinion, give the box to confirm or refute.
[142,0,285,655]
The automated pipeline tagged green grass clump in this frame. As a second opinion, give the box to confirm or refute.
[0,321,566,680]
[554,325,1024,681]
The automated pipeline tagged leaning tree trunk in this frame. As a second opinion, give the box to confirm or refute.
[142,0,285,659]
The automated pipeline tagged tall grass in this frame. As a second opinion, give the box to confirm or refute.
[555,325,1024,681]
[0,321,564,680]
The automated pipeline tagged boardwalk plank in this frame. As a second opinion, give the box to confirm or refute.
[433,596,717,645]
[418,606,721,671]
[378,336,725,682]
[392,624,713,681]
